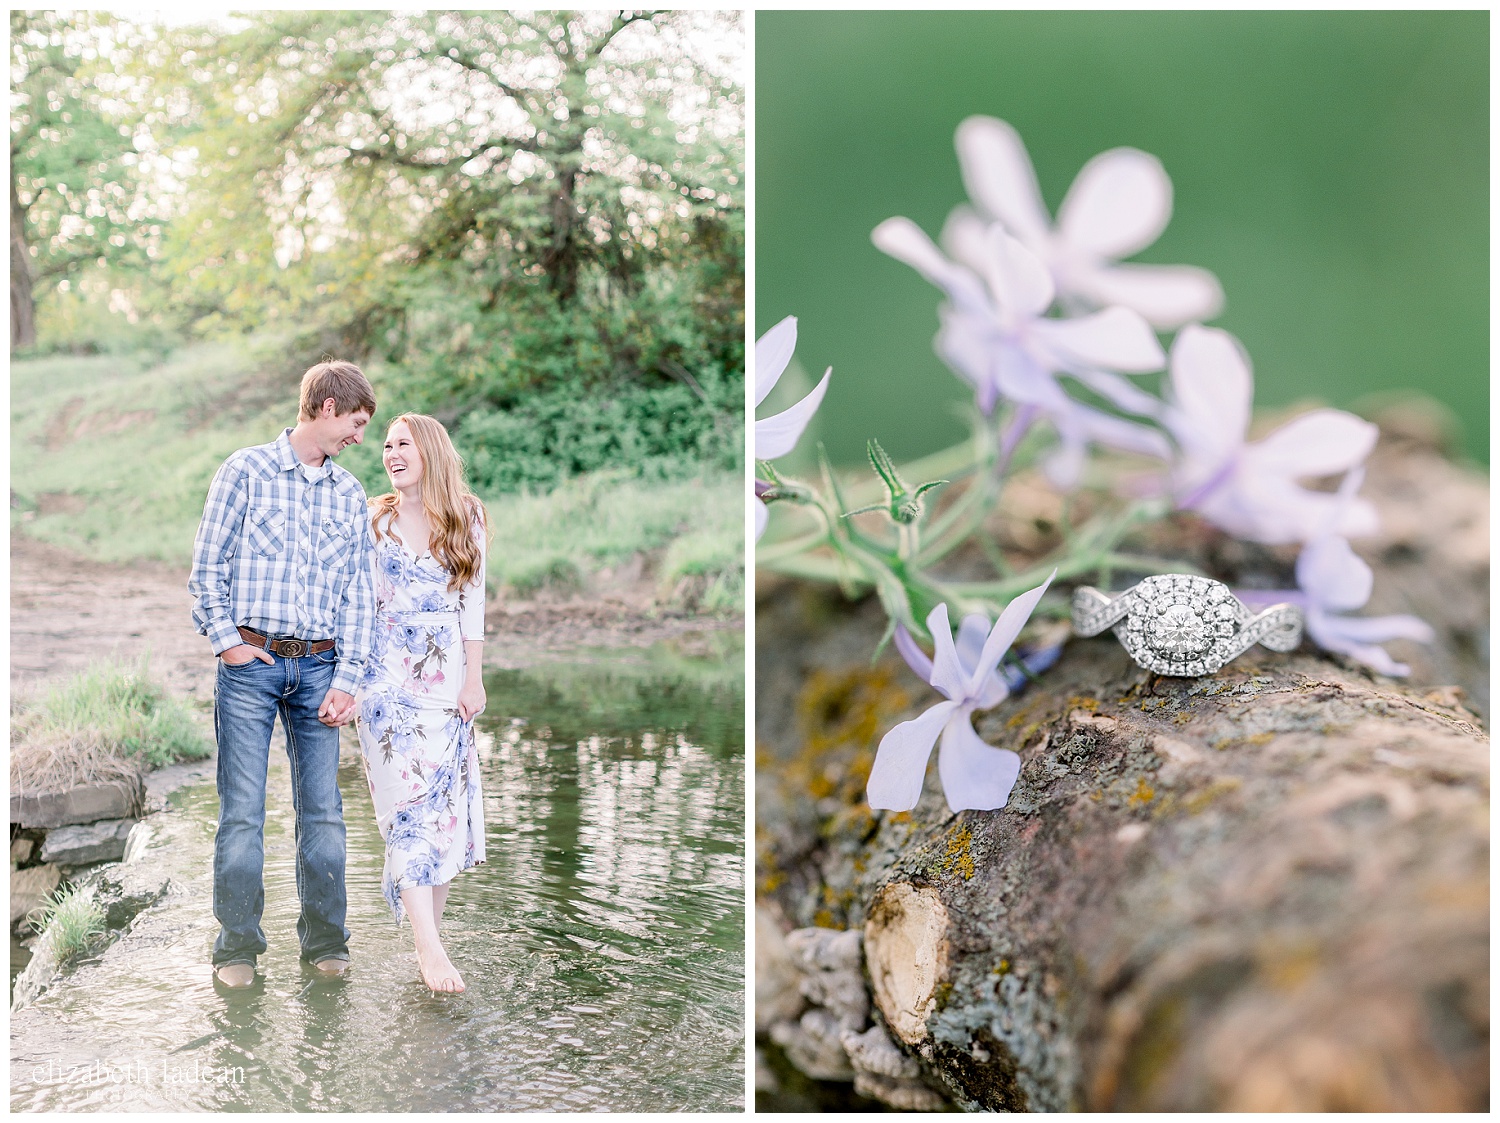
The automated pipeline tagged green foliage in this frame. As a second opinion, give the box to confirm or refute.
[10,343,294,564]
[22,660,212,772]
[28,885,107,961]
[455,378,741,494]
[483,468,743,613]
[9,11,169,348]
[149,10,744,414]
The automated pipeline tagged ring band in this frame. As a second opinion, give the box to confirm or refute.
[1072,574,1303,677]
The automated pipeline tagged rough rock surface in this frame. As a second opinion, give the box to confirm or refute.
[11,864,62,929]
[755,419,1488,1112]
[39,818,137,867]
[11,777,146,830]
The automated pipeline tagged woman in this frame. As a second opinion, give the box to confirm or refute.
[356,413,489,993]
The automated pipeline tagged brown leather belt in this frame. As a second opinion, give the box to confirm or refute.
[237,626,335,659]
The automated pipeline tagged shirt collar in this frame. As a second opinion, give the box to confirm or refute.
[277,427,332,482]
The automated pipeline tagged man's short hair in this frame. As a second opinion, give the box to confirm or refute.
[299,360,377,420]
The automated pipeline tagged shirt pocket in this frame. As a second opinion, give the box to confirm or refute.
[246,507,286,557]
[316,517,355,570]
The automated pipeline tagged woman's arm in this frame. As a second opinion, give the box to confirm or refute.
[458,639,485,721]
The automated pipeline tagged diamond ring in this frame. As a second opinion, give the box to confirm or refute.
[1072,574,1303,677]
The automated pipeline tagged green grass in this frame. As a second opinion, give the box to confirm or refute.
[28,883,107,961]
[11,659,213,790]
[475,468,745,613]
[11,343,745,614]
[10,341,302,564]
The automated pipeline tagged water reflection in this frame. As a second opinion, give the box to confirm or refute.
[10,639,744,1111]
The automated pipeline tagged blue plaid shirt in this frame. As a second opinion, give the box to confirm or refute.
[189,428,377,695]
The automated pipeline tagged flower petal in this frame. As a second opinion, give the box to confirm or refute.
[969,570,1055,696]
[1311,610,1434,646]
[1067,368,1166,420]
[1245,409,1378,480]
[940,204,993,278]
[755,367,831,461]
[926,602,969,701]
[872,217,990,314]
[1167,325,1253,460]
[754,496,769,541]
[1296,535,1372,613]
[1083,262,1224,330]
[867,700,962,811]
[1057,146,1171,260]
[982,223,1055,321]
[894,623,934,683]
[1203,474,1380,545]
[955,613,991,674]
[1304,609,1429,677]
[1078,407,1174,462]
[954,115,1050,245]
[755,315,797,407]
[937,714,1022,812]
[1032,306,1164,374]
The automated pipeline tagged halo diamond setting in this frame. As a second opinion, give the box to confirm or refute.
[1073,574,1302,677]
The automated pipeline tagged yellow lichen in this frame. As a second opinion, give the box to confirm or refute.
[943,825,976,881]
[1066,696,1100,712]
[1181,776,1242,815]
[1127,778,1156,807]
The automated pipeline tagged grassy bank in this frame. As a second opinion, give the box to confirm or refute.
[11,343,744,613]
[10,660,213,792]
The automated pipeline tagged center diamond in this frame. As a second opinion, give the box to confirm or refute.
[1150,604,1208,657]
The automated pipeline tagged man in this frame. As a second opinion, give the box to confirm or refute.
[189,360,378,989]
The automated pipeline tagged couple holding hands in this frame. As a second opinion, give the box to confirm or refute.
[189,360,488,995]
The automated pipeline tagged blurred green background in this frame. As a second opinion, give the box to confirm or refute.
[756,10,1488,467]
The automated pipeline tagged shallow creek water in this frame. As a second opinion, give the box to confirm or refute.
[10,638,745,1111]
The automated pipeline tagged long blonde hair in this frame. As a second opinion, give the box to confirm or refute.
[369,413,490,591]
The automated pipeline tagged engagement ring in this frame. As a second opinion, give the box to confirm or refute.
[1072,574,1303,677]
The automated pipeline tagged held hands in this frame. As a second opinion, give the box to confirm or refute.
[457,676,486,722]
[319,688,357,727]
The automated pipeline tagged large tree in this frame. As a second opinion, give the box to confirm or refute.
[9,10,156,348]
[158,9,743,402]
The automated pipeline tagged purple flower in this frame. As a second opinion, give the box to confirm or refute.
[379,549,408,582]
[394,624,426,654]
[1297,534,1433,677]
[945,115,1222,329]
[755,315,831,539]
[868,573,1054,813]
[1163,325,1379,545]
[872,216,1170,488]
[1238,470,1433,676]
[416,591,447,612]
[360,694,395,733]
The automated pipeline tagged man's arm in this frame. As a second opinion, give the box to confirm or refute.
[331,507,377,698]
[189,457,250,655]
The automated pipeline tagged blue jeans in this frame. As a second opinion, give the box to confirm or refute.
[212,648,350,967]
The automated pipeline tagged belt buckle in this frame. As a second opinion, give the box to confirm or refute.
[280,638,306,658]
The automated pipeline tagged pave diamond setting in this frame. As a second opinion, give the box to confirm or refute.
[1117,574,1245,676]
[1072,573,1302,678]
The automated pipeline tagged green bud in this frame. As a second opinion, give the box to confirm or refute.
[843,438,947,525]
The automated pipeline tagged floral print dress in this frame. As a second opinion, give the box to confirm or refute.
[355,515,486,922]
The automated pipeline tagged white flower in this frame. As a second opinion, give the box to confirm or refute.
[755,315,831,539]
[945,115,1222,330]
[873,215,1169,488]
[1293,469,1433,676]
[867,573,1053,813]
[1164,324,1379,545]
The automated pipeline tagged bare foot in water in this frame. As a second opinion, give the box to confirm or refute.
[415,935,465,993]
